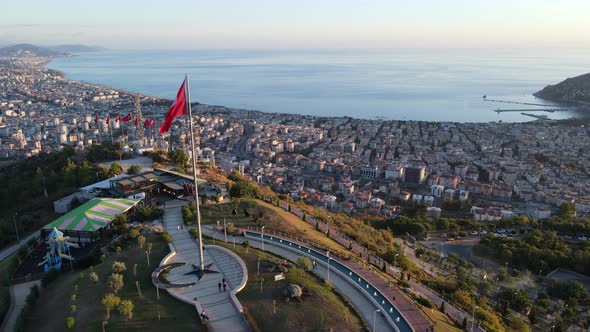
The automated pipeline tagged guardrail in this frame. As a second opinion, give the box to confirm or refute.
[243,229,415,332]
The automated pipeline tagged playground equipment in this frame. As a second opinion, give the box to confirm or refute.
[38,227,79,272]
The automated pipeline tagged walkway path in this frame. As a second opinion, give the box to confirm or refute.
[159,203,250,332]
[0,280,40,332]
[204,225,432,332]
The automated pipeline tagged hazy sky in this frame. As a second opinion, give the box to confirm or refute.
[2,0,589,49]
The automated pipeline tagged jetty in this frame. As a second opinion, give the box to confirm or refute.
[520,112,549,120]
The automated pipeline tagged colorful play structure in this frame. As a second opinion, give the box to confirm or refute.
[38,227,78,272]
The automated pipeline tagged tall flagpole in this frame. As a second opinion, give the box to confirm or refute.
[186,73,205,270]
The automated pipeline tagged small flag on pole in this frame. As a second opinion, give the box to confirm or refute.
[122,113,132,122]
[115,113,121,123]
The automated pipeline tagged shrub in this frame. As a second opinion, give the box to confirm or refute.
[162,232,173,244]
[182,205,195,225]
[13,285,40,332]
[415,295,434,308]
[189,228,198,239]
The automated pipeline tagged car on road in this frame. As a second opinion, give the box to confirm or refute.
[470,231,479,236]
[480,230,488,235]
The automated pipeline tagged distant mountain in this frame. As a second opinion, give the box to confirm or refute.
[535,73,590,103]
[50,44,105,53]
[0,43,65,57]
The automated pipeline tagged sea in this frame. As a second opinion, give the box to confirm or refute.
[46,48,590,123]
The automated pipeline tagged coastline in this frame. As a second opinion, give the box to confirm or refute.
[42,50,582,124]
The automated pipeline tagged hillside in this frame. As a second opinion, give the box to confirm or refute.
[534,73,590,103]
[50,44,105,53]
[0,43,65,57]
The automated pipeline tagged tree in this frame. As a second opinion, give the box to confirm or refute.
[229,180,259,198]
[147,243,153,253]
[297,256,312,276]
[129,228,140,239]
[169,149,188,166]
[137,235,146,248]
[557,202,576,221]
[461,317,467,329]
[116,246,122,255]
[528,306,537,325]
[102,293,121,320]
[90,272,99,283]
[66,317,75,329]
[127,165,142,174]
[112,261,127,274]
[118,299,134,320]
[440,301,446,313]
[108,162,124,177]
[108,273,124,294]
[508,316,531,332]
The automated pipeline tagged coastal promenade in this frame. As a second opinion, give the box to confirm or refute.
[158,201,250,332]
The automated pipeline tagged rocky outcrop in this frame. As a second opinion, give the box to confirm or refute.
[535,73,590,103]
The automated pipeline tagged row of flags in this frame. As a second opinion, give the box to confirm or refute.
[92,77,189,133]
[93,113,156,128]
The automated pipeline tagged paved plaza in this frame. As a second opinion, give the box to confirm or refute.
[157,201,250,332]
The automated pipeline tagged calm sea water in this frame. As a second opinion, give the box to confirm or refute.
[46,48,590,122]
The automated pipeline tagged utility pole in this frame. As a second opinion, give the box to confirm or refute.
[13,212,19,241]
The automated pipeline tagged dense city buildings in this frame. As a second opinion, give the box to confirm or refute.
[1,50,589,223]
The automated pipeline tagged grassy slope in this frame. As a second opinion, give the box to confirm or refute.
[201,198,349,254]
[210,240,365,332]
[25,234,202,332]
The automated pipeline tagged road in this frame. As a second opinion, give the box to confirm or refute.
[0,230,40,262]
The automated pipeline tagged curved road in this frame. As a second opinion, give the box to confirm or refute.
[204,225,433,332]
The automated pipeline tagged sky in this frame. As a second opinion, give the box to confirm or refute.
[1,0,589,49]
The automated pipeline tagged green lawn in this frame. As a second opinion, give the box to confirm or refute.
[209,239,366,332]
[26,234,203,332]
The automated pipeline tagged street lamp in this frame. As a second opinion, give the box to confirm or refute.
[13,212,19,241]
[223,218,227,242]
[373,309,381,332]
[145,250,150,266]
[393,253,399,274]
[471,306,479,332]
[327,256,332,282]
[261,226,265,250]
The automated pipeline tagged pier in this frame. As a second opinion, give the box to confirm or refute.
[483,97,556,107]
[520,112,549,120]
[494,108,566,113]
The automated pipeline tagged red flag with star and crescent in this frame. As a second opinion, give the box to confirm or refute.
[159,78,187,134]
[122,113,132,122]
[115,114,121,123]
